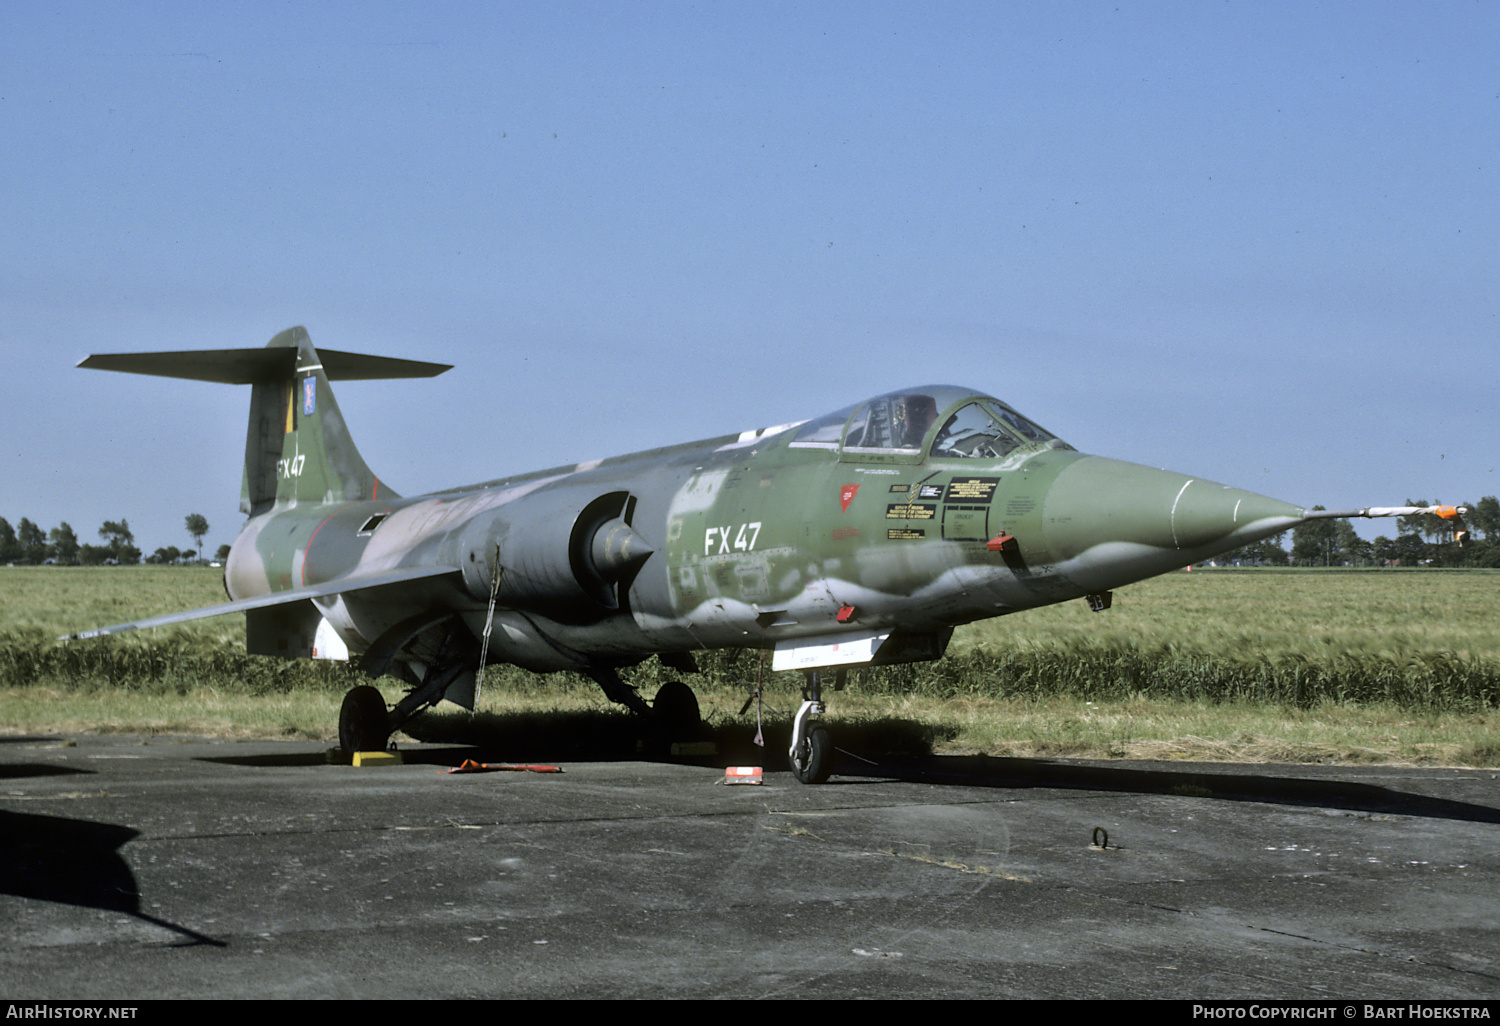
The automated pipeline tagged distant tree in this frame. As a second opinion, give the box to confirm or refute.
[49,522,80,564]
[185,513,209,563]
[16,518,49,564]
[1397,500,1433,542]
[1291,507,1341,566]
[1340,524,1372,566]
[1470,496,1500,541]
[151,546,183,565]
[99,519,133,548]
[215,544,231,561]
[1372,535,1399,565]
[98,519,139,564]
[1394,532,1427,566]
[78,543,112,566]
[1257,536,1291,566]
[1223,534,1289,566]
[0,518,18,563]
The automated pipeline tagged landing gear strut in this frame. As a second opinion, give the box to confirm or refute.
[340,617,480,754]
[585,666,652,717]
[587,668,705,754]
[788,669,834,784]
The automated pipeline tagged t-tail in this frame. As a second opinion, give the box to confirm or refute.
[79,327,450,515]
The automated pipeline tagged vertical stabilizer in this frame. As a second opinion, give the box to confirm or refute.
[257,327,383,511]
[78,327,452,516]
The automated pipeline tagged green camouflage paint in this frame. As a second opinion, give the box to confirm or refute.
[76,332,1309,717]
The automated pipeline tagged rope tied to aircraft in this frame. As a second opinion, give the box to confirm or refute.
[475,544,503,707]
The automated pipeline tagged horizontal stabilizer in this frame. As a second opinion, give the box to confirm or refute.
[78,347,450,384]
[63,565,461,641]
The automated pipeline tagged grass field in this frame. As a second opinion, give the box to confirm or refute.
[960,567,1500,663]
[2,565,1497,766]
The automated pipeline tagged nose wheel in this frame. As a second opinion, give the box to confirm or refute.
[789,717,832,784]
[788,669,834,784]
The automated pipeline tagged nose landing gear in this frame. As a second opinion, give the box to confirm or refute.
[788,669,834,784]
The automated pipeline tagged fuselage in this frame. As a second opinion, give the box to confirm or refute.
[225,384,1304,674]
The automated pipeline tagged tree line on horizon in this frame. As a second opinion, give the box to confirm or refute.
[0,514,223,566]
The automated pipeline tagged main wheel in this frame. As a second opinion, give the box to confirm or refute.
[652,680,702,740]
[789,724,832,784]
[339,685,390,753]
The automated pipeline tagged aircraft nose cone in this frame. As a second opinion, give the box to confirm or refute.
[1166,477,1300,551]
[1041,456,1302,587]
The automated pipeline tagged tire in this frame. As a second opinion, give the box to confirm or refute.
[339,685,389,753]
[789,724,832,784]
[652,680,702,740]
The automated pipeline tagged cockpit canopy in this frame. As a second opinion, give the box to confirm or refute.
[788,384,1068,460]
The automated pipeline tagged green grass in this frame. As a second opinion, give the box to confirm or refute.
[3,565,1498,766]
[958,567,1500,664]
[0,565,234,637]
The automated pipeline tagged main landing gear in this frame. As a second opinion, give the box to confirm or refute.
[651,679,704,740]
[338,616,480,755]
[584,666,708,746]
[338,684,391,753]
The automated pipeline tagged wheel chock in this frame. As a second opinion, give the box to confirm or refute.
[724,766,763,785]
[352,750,403,767]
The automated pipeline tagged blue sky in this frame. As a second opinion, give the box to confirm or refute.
[3,1,1496,557]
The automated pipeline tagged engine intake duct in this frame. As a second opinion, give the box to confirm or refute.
[466,490,651,624]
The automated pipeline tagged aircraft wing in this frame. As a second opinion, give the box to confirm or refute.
[63,565,462,640]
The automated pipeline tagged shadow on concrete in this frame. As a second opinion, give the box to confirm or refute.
[0,810,226,947]
[834,753,1500,825]
[0,763,93,780]
[397,708,1500,825]
[394,705,938,761]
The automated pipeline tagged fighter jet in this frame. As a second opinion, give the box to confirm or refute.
[72,327,1464,782]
